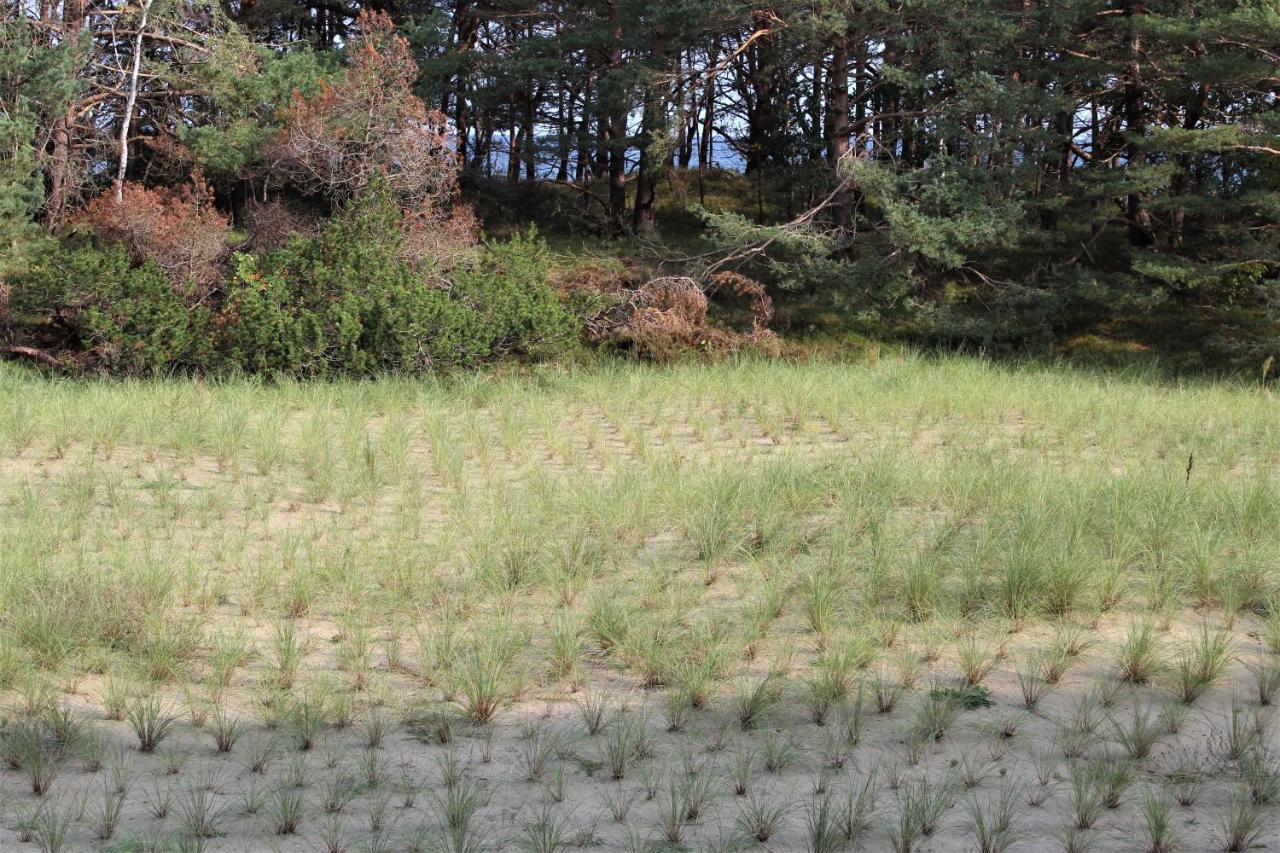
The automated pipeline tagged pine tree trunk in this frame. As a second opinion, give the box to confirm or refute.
[604,0,627,236]
[523,88,537,181]
[506,115,520,183]
[633,32,667,234]
[699,42,717,172]
[575,73,593,184]
[453,0,478,165]
[1171,78,1209,247]
[1123,0,1151,246]
[46,0,86,228]
[809,56,824,162]
[827,36,850,230]
[745,12,776,175]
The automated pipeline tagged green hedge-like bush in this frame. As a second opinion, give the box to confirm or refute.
[451,230,577,360]
[11,242,214,374]
[218,205,475,376]
[219,190,574,376]
[11,184,575,377]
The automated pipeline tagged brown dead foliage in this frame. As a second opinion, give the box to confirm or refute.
[399,197,480,271]
[706,271,774,334]
[270,11,458,207]
[72,175,230,296]
[557,263,775,358]
[240,199,318,254]
[267,11,477,269]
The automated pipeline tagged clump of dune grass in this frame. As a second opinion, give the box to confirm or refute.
[1174,625,1232,704]
[888,775,955,852]
[453,627,525,725]
[965,779,1022,853]
[1068,762,1104,830]
[3,719,64,795]
[1217,789,1268,852]
[177,780,230,838]
[1247,655,1280,706]
[1116,621,1164,685]
[1014,650,1051,709]
[1240,742,1280,806]
[1109,701,1162,761]
[733,674,781,731]
[127,694,178,753]
[1138,787,1177,853]
[870,667,905,714]
[956,635,1000,687]
[206,705,244,753]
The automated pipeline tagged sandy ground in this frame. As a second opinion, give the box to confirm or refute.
[1,611,1274,851]
[2,382,1277,851]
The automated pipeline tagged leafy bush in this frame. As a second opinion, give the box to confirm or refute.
[10,176,571,377]
[270,11,456,206]
[218,187,573,376]
[451,229,576,359]
[928,685,994,710]
[219,197,471,376]
[11,242,213,374]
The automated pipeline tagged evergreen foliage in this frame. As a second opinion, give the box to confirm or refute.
[2,1,1278,371]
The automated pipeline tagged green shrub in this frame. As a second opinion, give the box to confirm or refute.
[218,245,474,377]
[218,186,572,376]
[452,229,576,359]
[928,685,994,710]
[222,182,472,375]
[10,182,574,378]
[11,242,213,375]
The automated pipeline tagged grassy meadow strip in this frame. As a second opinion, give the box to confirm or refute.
[0,355,1277,850]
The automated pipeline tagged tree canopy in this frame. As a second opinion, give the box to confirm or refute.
[2,0,1279,371]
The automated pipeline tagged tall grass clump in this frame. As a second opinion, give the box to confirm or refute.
[453,625,525,725]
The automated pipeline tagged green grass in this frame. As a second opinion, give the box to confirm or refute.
[1,352,1277,696]
[0,352,1277,848]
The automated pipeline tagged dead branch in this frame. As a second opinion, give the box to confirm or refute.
[1,346,62,368]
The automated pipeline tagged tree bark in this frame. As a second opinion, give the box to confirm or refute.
[115,0,152,203]
[1,346,61,368]
[603,0,628,235]
[744,13,776,175]
[827,35,850,229]
[1122,0,1151,246]
[453,0,478,165]
[46,0,86,228]
[699,41,717,173]
[633,31,668,234]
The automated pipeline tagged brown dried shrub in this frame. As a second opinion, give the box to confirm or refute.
[399,197,481,271]
[561,264,775,359]
[269,10,476,269]
[241,199,317,254]
[72,176,229,296]
[706,271,774,334]
[271,11,458,206]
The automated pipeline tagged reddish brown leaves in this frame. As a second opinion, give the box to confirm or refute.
[271,11,459,207]
[563,266,775,358]
[73,176,229,295]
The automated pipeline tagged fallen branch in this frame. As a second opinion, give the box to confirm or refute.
[1,346,62,368]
